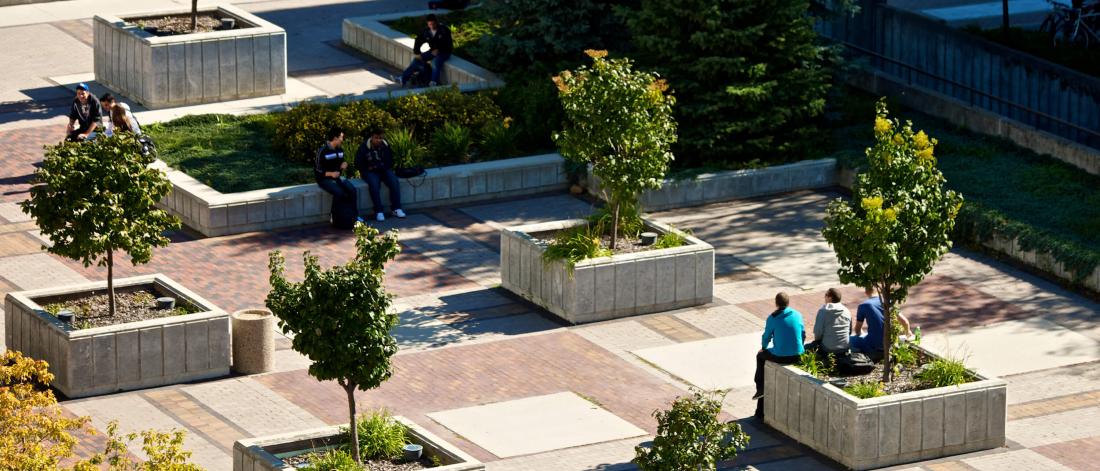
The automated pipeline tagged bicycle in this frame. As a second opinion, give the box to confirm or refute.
[1039,0,1100,48]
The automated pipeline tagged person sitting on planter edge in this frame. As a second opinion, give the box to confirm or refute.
[65,83,102,142]
[753,292,805,419]
[805,288,851,357]
[850,287,913,362]
[356,128,406,222]
[315,126,362,224]
[399,14,453,87]
[99,94,141,137]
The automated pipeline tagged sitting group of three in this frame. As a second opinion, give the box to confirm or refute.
[752,288,914,418]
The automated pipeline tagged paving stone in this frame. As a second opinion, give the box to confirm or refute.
[963,449,1074,471]
[1007,405,1100,447]
[459,194,593,229]
[0,202,31,222]
[483,437,639,471]
[922,317,1100,377]
[632,333,762,390]
[1004,361,1100,405]
[675,304,767,338]
[0,252,87,289]
[1032,435,1100,471]
[182,377,325,436]
[399,215,502,287]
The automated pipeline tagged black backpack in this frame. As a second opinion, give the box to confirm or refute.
[407,60,432,88]
[837,352,875,375]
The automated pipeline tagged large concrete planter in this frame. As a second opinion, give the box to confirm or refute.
[94,4,286,109]
[4,274,229,398]
[501,218,714,324]
[233,419,482,471]
[763,350,1007,470]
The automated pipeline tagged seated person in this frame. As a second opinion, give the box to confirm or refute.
[399,14,453,87]
[355,128,406,222]
[753,292,805,418]
[100,94,141,137]
[806,288,851,356]
[850,287,913,362]
[65,83,102,142]
[314,126,360,221]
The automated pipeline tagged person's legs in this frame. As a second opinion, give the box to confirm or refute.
[363,172,384,214]
[317,178,350,201]
[381,169,402,212]
[336,179,358,204]
[431,53,450,84]
[400,58,423,85]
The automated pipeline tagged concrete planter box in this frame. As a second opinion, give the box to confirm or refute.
[233,418,482,471]
[590,159,838,211]
[501,218,714,324]
[763,351,1007,470]
[342,10,502,89]
[94,5,286,109]
[157,153,567,237]
[4,274,229,399]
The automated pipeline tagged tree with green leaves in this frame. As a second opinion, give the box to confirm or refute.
[21,135,178,317]
[633,389,749,470]
[822,101,963,382]
[266,224,401,464]
[554,50,676,249]
[623,0,833,166]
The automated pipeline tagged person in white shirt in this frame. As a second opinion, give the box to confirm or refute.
[99,93,141,137]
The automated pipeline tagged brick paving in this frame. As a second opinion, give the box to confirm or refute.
[0,125,58,203]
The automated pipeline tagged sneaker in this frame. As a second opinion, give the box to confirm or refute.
[376,212,385,222]
[428,81,438,87]
[393,209,406,218]
[751,391,765,401]
[390,74,404,86]
[356,216,365,223]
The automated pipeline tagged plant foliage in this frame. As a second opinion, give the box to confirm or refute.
[795,350,836,379]
[542,224,612,268]
[352,410,407,461]
[633,389,749,471]
[302,450,359,471]
[430,122,472,166]
[386,127,427,170]
[843,381,886,399]
[915,356,971,389]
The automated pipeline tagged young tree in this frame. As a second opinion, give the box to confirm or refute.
[554,50,676,249]
[1,350,91,470]
[623,0,832,166]
[822,101,963,382]
[633,389,749,471]
[21,135,179,317]
[266,224,401,464]
[191,0,199,32]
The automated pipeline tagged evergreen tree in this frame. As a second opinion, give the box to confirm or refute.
[624,0,833,166]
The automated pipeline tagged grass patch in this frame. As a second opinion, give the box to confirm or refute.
[385,8,492,66]
[541,224,612,268]
[963,26,1100,79]
[915,357,971,389]
[795,350,836,379]
[653,227,688,249]
[147,114,313,193]
[843,380,886,399]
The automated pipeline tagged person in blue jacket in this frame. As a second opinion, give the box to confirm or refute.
[753,292,806,418]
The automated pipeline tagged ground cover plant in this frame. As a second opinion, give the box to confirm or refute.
[633,389,749,470]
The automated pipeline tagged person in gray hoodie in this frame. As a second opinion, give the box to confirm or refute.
[805,288,851,356]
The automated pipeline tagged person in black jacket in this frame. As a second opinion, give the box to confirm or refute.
[356,129,405,222]
[65,83,102,142]
[315,126,361,220]
[399,14,453,86]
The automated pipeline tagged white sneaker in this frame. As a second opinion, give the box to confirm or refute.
[376,212,385,222]
[393,209,406,218]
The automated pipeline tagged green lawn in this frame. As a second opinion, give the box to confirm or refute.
[385,8,492,67]
[146,114,313,193]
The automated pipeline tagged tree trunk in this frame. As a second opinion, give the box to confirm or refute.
[1002,0,1009,32]
[880,286,893,383]
[609,202,619,251]
[345,382,361,463]
[107,250,115,318]
[191,0,198,32]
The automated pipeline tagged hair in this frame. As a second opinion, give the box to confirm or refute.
[775,292,789,309]
[369,128,384,137]
[825,288,841,303]
[100,93,115,104]
[426,14,437,22]
[325,126,344,142]
[110,106,133,133]
[865,286,876,296]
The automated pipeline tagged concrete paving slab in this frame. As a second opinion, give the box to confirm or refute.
[297,68,394,96]
[0,23,92,103]
[632,333,762,390]
[0,252,87,290]
[922,317,1100,377]
[0,203,31,223]
[1004,361,1100,405]
[1007,405,1100,448]
[963,448,1074,471]
[483,437,639,471]
[459,195,594,229]
[182,377,325,436]
[426,392,646,459]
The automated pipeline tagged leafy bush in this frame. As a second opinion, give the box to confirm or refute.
[796,350,836,379]
[477,0,631,72]
[633,389,749,471]
[587,203,644,240]
[653,228,687,249]
[916,357,971,389]
[335,100,398,160]
[386,87,501,135]
[490,77,562,152]
[843,381,886,399]
[303,450,359,471]
[353,410,407,461]
[542,224,612,267]
[274,102,339,164]
[430,122,472,165]
[387,127,428,169]
[479,118,518,159]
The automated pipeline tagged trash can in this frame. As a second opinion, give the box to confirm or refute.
[231,308,276,374]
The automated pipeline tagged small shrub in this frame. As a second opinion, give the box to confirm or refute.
[387,87,502,135]
[334,100,398,159]
[387,127,428,169]
[274,102,338,164]
[353,409,407,461]
[430,122,472,165]
[916,357,971,389]
[796,350,836,379]
[587,203,644,240]
[633,389,750,470]
[478,118,518,159]
[491,77,562,152]
[652,228,687,249]
[386,93,442,134]
[843,381,886,399]
[542,225,612,267]
[303,450,360,471]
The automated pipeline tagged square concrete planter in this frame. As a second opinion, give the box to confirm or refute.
[763,349,1007,470]
[233,418,483,471]
[4,274,229,399]
[94,4,286,109]
[501,218,714,324]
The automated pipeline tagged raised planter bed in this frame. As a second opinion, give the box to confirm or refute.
[501,218,714,324]
[342,10,502,89]
[233,418,482,471]
[4,274,229,399]
[94,4,286,109]
[763,350,1007,470]
[589,158,838,211]
[157,153,568,237]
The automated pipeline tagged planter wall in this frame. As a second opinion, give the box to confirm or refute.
[501,218,714,324]
[4,274,229,398]
[94,5,287,109]
[157,153,568,237]
[342,11,503,89]
[589,159,838,211]
[763,355,1007,470]
[233,418,483,471]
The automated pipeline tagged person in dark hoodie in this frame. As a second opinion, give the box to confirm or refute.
[399,14,453,87]
[753,292,805,418]
[356,128,405,222]
[315,126,361,221]
[805,288,851,356]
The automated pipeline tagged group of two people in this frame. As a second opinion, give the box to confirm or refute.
[64,83,141,142]
[753,288,914,418]
[315,126,406,224]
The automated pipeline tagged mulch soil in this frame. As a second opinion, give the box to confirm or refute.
[131,13,235,35]
[282,453,431,470]
[531,229,669,257]
[822,360,924,395]
[41,288,196,330]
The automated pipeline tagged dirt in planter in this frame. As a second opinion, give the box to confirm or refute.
[282,452,434,470]
[41,288,199,330]
[812,349,974,396]
[532,229,682,258]
[130,13,245,35]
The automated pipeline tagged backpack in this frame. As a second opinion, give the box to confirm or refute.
[837,352,875,375]
[407,59,433,88]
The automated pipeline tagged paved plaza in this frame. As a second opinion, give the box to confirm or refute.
[1,0,1100,470]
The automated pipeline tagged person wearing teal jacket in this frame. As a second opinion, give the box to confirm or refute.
[753,292,806,418]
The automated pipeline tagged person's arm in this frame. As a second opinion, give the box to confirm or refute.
[382,145,394,170]
[897,311,912,336]
[82,101,102,138]
[315,147,326,178]
[813,308,825,341]
[761,317,773,351]
[414,31,427,58]
[82,120,98,139]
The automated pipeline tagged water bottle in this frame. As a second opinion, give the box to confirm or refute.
[913,326,921,343]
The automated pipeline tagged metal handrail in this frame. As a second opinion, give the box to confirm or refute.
[837,41,1100,143]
